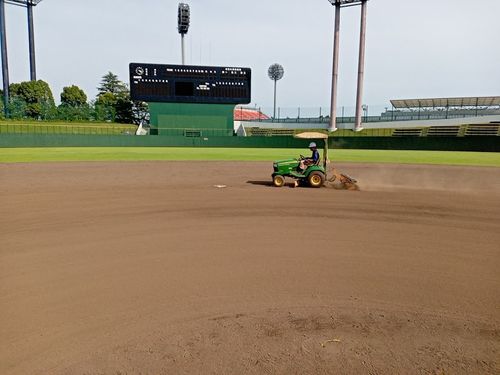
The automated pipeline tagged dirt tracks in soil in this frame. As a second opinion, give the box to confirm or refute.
[1,162,499,375]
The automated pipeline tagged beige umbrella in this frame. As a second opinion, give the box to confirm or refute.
[294,132,329,169]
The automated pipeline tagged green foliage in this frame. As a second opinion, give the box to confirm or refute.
[94,92,117,122]
[97,72,128,96]
[60,85,87,107]
[95,91,117,107]
[132,101,149,125]
[58,85,90,121]
[115,95,134,124]
[95,72,138,124]
[9,83,21,96]
[57,104,92,121]
[3,73,141,124]
[7,97,28,120]
[9,80,55,119]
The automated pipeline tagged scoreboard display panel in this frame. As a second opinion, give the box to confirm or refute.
[130,63,251,105]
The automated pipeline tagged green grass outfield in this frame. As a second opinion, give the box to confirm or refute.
[0,148,499,166]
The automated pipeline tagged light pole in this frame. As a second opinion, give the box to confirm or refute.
[327,0,370,132]
[178,3,190,65]
[27,0,36,80]
[328,0,341,132]
[0,0,9,117]
[354,0,368,131]
[268,63,284,120]
[1,0,43,117]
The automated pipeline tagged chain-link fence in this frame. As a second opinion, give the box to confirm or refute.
[0,123,137,136]
[237,105,500,124]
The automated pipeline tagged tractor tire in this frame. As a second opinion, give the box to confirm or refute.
[273,175,285,188]
[308,171,325,188]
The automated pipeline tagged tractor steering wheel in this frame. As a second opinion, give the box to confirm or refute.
[299,154,305,160]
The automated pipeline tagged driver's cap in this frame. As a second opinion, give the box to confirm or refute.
[309,142,317,148]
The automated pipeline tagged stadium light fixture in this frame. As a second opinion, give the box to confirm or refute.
[177,3,190,65]
[328,0,363,6]
[268,63,284,120]
[327,0,370,132]
[5,0,43,5]
[0,0,44,117]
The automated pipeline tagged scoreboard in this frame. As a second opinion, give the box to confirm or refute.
[130,63,251,105]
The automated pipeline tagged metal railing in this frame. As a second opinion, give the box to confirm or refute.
[245,123,500,138]
[236,106,500,124]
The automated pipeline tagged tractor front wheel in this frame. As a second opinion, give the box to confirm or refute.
[308,171,325,188]
[273,175,286,187]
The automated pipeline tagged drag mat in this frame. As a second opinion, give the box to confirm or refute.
[1,162,499,374]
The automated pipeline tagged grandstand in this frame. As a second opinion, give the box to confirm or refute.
[236,96,500,137]
[234,107,269,121]
[385,96,500,121]
[1,96,498,141]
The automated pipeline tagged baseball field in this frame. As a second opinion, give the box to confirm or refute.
[1,149,499,374]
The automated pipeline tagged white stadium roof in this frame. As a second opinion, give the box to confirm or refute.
[390,96,500,109]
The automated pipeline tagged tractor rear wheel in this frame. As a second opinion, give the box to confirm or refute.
[273,175,285,187]
[308,171,325,188]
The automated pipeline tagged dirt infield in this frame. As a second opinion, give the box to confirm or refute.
[1,162,499,375]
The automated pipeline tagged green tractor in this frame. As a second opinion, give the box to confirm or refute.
[271,132,358,189]
[272,157,326,188]
[272,132,329,188]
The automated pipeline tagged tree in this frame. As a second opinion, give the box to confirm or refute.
[94,92,117,122]
[95,72,134,123]
[7,97,28,120]
[57,104,91,121]
[58,85,90,121]
[9,80,55,119]
[132,101,150,125]
[97,72,128,96]
[115,95,134,124]
[60,85,87,107]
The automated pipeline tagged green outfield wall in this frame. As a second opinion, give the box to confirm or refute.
[0,134,498,151]
[148,103,235,136]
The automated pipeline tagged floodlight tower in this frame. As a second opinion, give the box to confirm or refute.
[177,3,190,65]
[0,0,9,117]
[0,0,43,117]
[268,63,284,120]
[327,0,370,132]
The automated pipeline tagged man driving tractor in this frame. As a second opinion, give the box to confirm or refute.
[299,142,320,172]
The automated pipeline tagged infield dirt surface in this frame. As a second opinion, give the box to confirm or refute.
[1,161,499,375]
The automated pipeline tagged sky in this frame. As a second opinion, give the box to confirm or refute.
[4,0,500,113]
